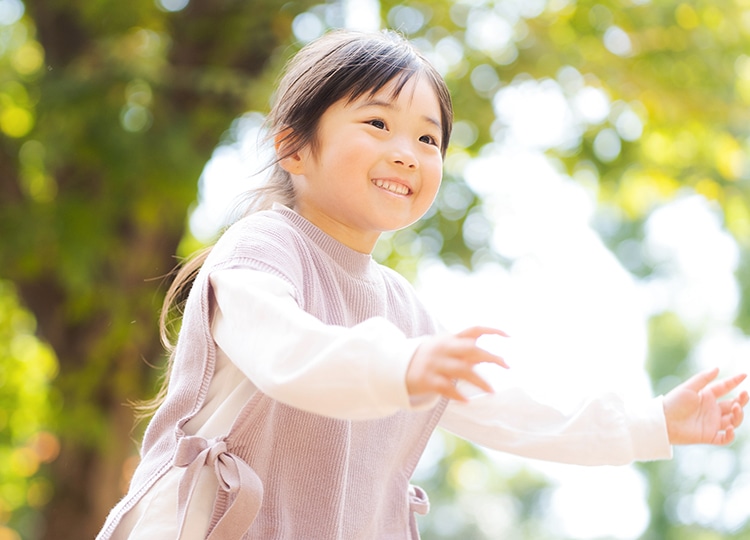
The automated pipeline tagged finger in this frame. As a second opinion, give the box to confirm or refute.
[456,326,510,340]
[714,425,735,446]
[432,358,496,394]
[463,347,509,369]
[433,378,468,402]
[719,406,739,431]
[718,399,737,416]
[717,391,750,417]
[718,398,746,426]
[681,367,720,392]
[731,401,744,428]
[439,356,502,388]
[441,339,509,369]
[438,358,487,381]
[454,366,494,394]
[708,373,748,399]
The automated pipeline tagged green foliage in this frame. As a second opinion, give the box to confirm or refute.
[0,0,318,536]
[2,0,750,537]
[646,311,692,390]
[372,0,750,268]
[413,430,552,540]
[737,249,750,334]
[0,281,58,540]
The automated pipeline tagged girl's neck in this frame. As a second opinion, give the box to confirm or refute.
[274,205,376,277]
[291,203,381,254]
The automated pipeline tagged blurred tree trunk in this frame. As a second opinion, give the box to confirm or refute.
[0,0,315,536]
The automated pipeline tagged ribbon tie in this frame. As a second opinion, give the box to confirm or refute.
[174,435,263,539]
[408,484,430,516]
[407,484,430,540]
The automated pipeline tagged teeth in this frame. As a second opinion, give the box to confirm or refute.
[374,179,410,195]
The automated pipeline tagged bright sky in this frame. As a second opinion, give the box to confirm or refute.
[189,2,750,538]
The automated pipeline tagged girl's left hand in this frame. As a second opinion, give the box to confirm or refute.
[663,368,749,445]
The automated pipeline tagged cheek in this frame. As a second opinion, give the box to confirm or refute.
[325,138,370,173]
[425,160,443,192]
[417,165,442,213]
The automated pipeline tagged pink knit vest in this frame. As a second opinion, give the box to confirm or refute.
[97,207,447,539]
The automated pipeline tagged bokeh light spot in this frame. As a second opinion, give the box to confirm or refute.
[675,4,700,30]
[0,527,21,540]
[603,26,633,56]
[387,5,426,35]
[0,106,33,137]
[0,0,23,25]
[120,104,152,133]
[10,41,44,75]
[292,12,324,43]
[155,0,189,13]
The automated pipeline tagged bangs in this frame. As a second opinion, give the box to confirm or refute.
[312,37,423,106]
[340,57,420,104]
[276,30,453,155]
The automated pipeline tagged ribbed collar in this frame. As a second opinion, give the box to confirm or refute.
[272,204,375,277]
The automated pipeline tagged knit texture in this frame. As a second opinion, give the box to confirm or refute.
[97,206,446,539]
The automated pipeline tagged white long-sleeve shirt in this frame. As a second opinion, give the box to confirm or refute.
[205,268,671,464]
[117,267,671,539]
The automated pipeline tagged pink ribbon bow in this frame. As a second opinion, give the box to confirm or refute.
[174,435,263,539]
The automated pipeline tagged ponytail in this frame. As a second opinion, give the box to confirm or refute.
[132,246,211,420]
[134,162,295,420]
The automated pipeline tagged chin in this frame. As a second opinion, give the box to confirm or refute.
[381,219,418,233]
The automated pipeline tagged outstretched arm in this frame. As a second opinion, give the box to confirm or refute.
[211,269,453,419]
[663,367,749,445]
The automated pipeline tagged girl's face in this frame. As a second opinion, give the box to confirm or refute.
[282,74,444,253]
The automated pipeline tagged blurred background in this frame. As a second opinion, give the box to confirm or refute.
[1,0,749,538]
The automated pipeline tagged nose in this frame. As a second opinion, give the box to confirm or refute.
[390,140,418,170]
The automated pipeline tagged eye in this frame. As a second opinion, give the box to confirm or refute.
[419,134,439,146]
[367,119,387,130]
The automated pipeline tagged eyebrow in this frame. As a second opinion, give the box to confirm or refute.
[356,99,442,131]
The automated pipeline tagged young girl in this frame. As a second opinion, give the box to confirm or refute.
[97,29,748,539]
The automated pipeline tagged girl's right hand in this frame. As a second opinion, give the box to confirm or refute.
[406,326,509,402]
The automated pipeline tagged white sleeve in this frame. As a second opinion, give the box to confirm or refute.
[439,380,672,465]
[209,268,435,420]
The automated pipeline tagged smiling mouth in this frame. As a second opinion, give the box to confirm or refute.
[373,178,412,196]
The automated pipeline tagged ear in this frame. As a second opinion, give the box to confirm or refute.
[275,129,305,175]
